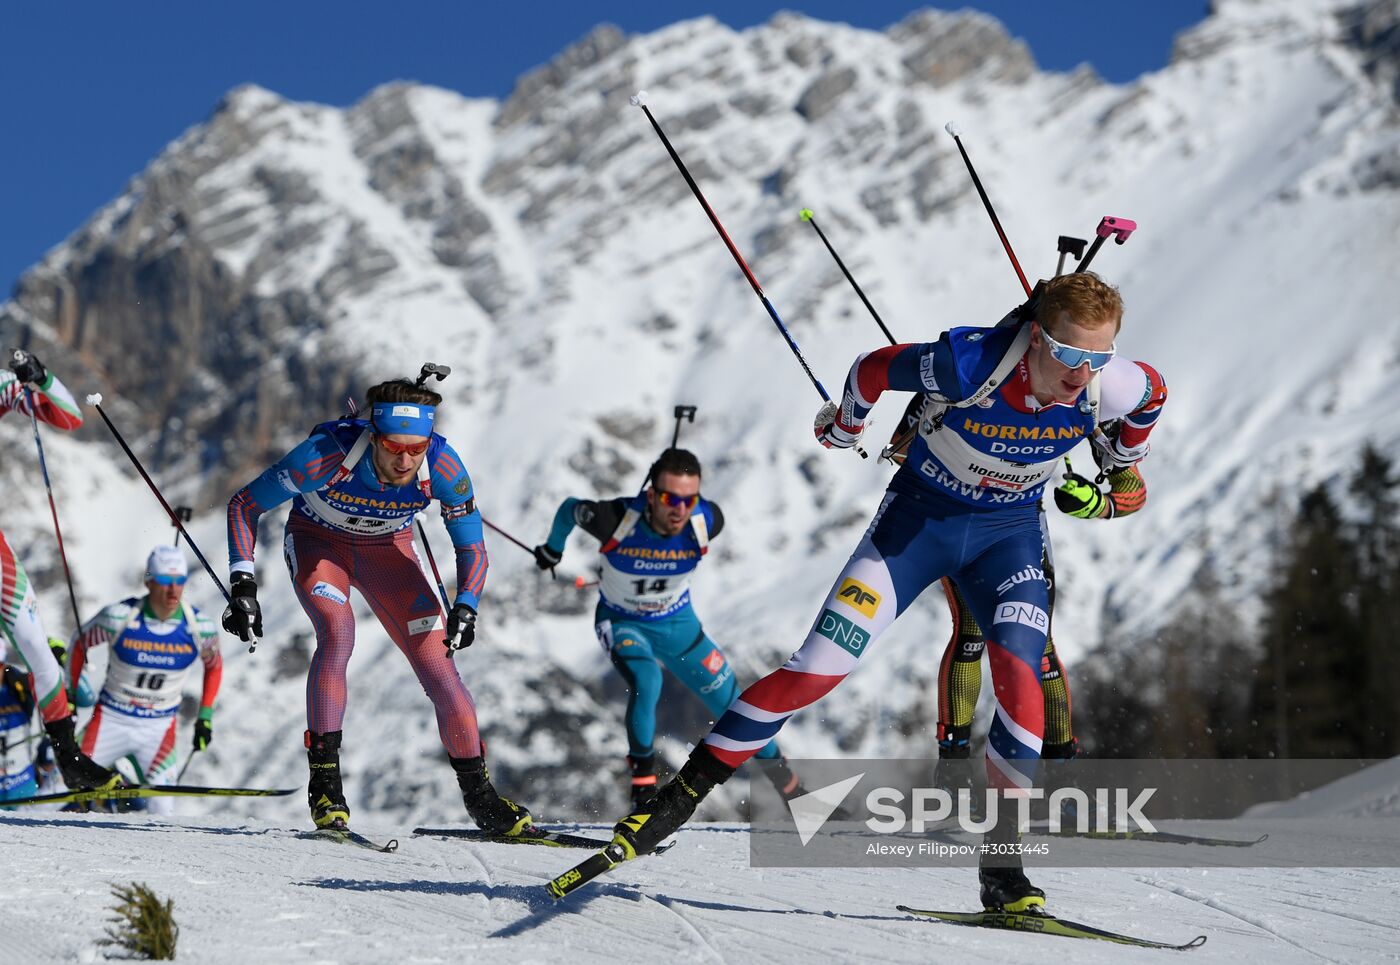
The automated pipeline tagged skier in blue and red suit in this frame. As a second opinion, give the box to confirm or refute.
[225,377,534,835]
[606,272,1168,912]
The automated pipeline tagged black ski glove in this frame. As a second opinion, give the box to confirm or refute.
[8,349,46,385]
[444,602,476,651]
[222,573,263,642]
[532,543,562,572]
[192,712,214,752]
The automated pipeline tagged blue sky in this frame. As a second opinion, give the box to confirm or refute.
[0,2,1207,292]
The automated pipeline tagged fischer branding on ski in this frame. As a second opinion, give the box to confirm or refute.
[896,905,1207,950]
[548,841,632,899]
[546,834,680,900]
[1,784,296,808]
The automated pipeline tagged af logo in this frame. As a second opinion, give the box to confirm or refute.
[836,578,880,619]
[701,648,726,674]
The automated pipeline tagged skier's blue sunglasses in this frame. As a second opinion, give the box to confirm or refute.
[148,574,187,586]
[1041,327,1116,372]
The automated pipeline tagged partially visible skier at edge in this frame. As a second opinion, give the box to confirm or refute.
[604,272,1167,913]
[0,349,118,793]
[224,376,535,836]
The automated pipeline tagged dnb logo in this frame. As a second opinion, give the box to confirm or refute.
[836,578,881,619]
[815,608,871,657]
[701,648,726,674]
[993,602,1049,633]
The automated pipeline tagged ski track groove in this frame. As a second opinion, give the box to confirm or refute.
[1137,875,1338,963]
[646,893,727,964]
[1265,895,1400,934]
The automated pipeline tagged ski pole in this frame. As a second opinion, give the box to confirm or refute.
[416,519,452,611]
[797,211,917,461]
[405,361,456,609]
[670,405,696,449]
[482,516,596,589]
[19,382,84,634]
[482,517,537,557]
[799,209,899,347]
[176,752,197,784]
[84,394,230,603]
[944,122,1033,299]
[630,92,836,407]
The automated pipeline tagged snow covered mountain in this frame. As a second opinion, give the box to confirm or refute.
[2,0,1398,825]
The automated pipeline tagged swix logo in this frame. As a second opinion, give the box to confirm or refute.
[996,566,1045,596]
[836,578,880,618]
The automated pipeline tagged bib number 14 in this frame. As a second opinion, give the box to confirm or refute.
[631,578,669,595]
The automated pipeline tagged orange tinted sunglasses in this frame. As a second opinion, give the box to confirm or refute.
[655,489,700,511]
[375,435,430,457]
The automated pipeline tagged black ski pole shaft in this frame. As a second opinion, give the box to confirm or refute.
[482,516,535,555]
[670,405,697,448]
[631,92,832,404]
[799,209,898,346]
[20,386,84,633]
[415,519,452,611]
[84,393,230,602]
[944,122,1033,298]
[483,516,560,582]
[176,751,198,784]
[796,211,916,462]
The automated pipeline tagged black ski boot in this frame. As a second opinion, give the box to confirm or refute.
[1040,737,1090,829]
[627,753,659,808]
[761,756,856,818]
[935,728,985,821]
[307,730,350,830]
[451,756,533,836]
[979,810,1045,914]
[45,716,119,791]
[613,746,734,859]
[765,755,803,800]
